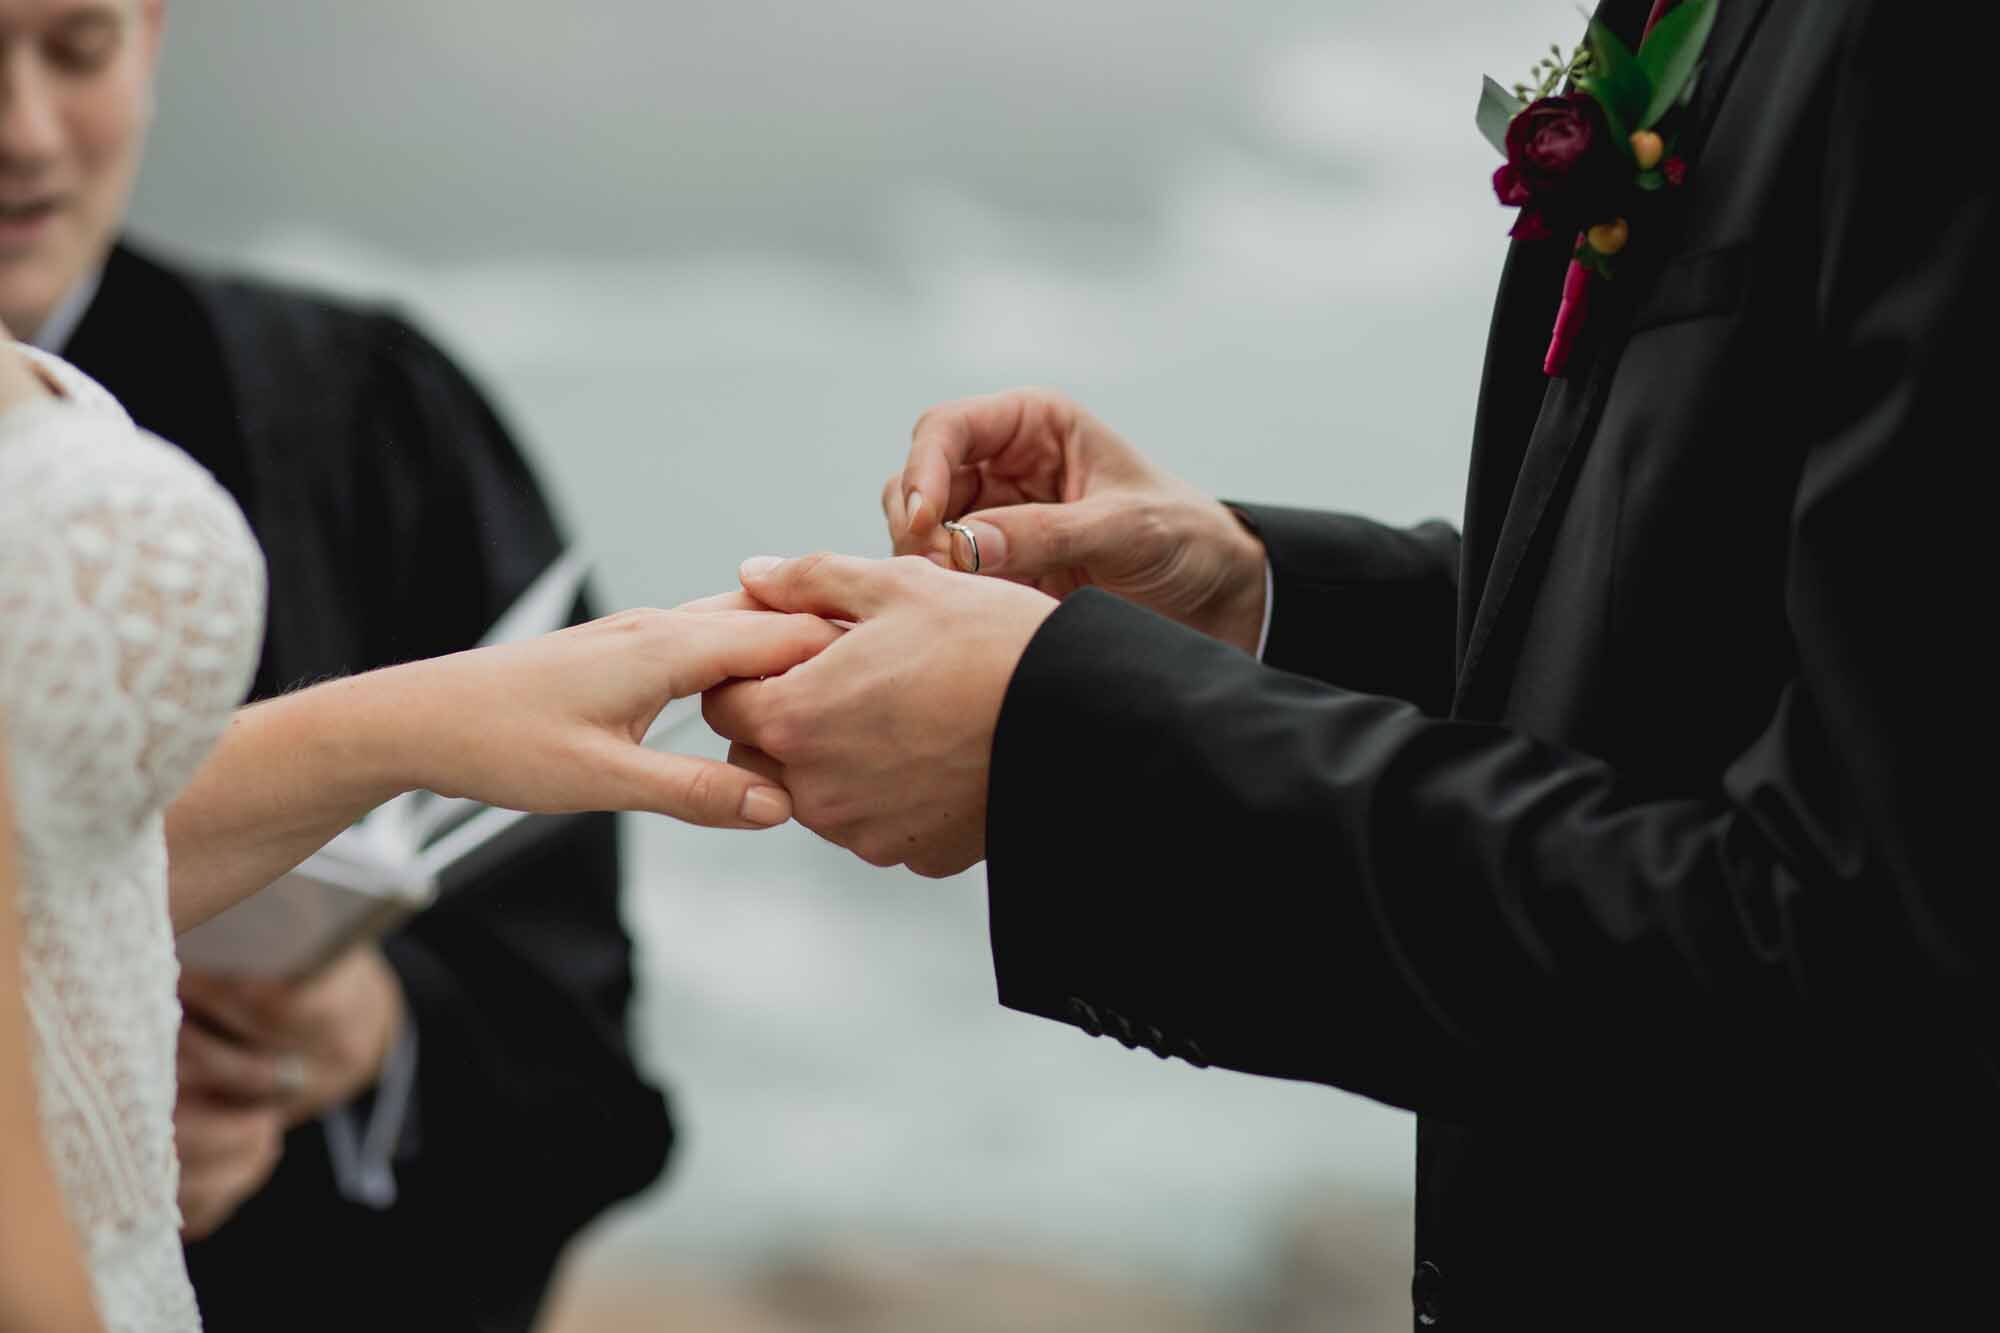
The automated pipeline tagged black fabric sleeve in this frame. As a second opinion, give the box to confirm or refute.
[355,316,672,1255]
[1228,503,1461,716]
[986,7,1994,1123]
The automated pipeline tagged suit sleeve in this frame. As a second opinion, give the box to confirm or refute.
[1228,504,1460,716]
[986,9,1994,1122]
[358,317,672,1263]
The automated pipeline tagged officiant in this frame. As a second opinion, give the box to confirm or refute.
[0,3,672,1329]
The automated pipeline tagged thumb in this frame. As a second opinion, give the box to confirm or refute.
[602,742,794,829]
[740,552,900,621]
[937,497,1123,579]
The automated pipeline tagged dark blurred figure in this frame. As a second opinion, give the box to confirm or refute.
[0,4,673,1330]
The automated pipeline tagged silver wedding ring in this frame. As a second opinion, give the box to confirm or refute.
[274,1052,307,1098]
[942,519,980,574]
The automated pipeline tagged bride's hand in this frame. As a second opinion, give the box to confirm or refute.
[169,603,841,931]
[340,606,843,828]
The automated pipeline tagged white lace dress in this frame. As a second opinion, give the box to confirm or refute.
[0,347,265,1331]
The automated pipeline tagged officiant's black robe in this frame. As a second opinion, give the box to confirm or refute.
[986,2,1995,1326]
[65,243,673,1333]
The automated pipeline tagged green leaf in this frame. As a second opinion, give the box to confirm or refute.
[1476,76,1526,158]
[1637,0,1719,128]
[1583,19,1653,132]
[1575,74,1635,162]
[1636,169,1666,191]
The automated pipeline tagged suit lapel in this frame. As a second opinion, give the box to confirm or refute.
[1452,0,1772,716]
[189,275,364,699]
[1453,0,1663,666]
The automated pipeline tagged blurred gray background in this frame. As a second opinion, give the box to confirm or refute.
[134,1,1574,1327]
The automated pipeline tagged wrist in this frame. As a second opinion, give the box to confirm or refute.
[294,664,440,807]
[1211,504,1269,655]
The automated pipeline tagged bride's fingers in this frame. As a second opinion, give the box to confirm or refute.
[662,608,843,693]
[675,588,772,614]
[737,553,906,623]
[599,742,792,829]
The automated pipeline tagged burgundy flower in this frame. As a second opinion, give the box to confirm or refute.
[1492,94,1626,239]
[1662,155,1688,188]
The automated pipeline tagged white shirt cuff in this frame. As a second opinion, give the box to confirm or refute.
[324,1024,419,1211]
[1255,557,1275,661]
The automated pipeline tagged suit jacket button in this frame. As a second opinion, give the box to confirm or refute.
[1412,1260,1446,1326]
[1065,996,1104,1038]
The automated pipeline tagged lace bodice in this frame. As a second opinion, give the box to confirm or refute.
[0,348,266,1332]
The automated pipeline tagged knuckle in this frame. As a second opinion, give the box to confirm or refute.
[753,691,805,759]
[1132,500,1174,549]
[601,607,661,632]
[682,765,727,817]
[787,610,837,644]
[1019,385,1079,427]
[1033,511,1077,566]
[794,550,837,583]
[888,553,934,585]
[910,404,950,442]
[702,684,746,733]
[758,718,798,762]
[698,690,728,734]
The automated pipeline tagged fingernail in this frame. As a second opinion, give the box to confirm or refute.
[739,556,782,580]
[963,519,1007,574]
[741,786,789,826]
[905,490,927,530]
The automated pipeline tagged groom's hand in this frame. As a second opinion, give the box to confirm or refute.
[703,554,1057,877]
[886,388,1268,654]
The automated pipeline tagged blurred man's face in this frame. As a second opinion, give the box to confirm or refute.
[0,0,160,335]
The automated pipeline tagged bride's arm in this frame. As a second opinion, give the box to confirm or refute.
[0,719,106,1332]
[166,604,838,933]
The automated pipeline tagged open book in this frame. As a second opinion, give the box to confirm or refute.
[176,550,703,979]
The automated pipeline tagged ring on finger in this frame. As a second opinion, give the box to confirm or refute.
[942,520,980,574]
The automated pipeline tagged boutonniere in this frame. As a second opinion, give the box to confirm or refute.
[1475,0,1720,374]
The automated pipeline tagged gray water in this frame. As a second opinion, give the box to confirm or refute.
[132,0,1574,1299]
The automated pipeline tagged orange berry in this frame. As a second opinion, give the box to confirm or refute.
[1587,219,1630,256]
[1629,130,1664,171]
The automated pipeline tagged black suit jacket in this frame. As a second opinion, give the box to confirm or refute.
[986,3,1996,1326]
[64,243,673,1333]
